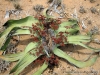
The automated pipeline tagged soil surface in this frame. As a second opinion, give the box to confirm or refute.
[0,0,100,75]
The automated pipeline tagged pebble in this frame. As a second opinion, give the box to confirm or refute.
[79,6,86,14]
[90,0,96,3]
[90,7,97,14]
[87,20,92,25]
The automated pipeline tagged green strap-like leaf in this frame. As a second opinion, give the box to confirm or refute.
[73,42,100,52]
[24,42,38,53]
[0,42,38,62]
[1,37,11,51]
[18,42,39,63]
[10,52,40,75]
[55,19,79,35]
[10,42,40,75]
[59,20,78,27]
[67,35,91,43]
[0,16,39,49]
[4,16,38,28]
[13,29,31,35]
[0,27,19,51]
[0,27,13,49]
[13,29,38,41]
[52,48,98,68]
[56,27,79,35]
[67,35,100,52]
[0,52,24,61]
[33,62,48,75]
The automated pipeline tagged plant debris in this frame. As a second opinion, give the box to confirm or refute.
[47,0,67,18]
[90,26,99,35]
[0,36,19,73]
[4,10,22,19]
[33,4,44,14]
[0,59,10,73]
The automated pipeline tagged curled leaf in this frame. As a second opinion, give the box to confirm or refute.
[0,16,39,49]
[67,35,100,52]
[53,48,98,68]
[43,8,53,18]
[75,42,100,52]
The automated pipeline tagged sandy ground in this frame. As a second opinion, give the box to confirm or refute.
[0,0,100,75]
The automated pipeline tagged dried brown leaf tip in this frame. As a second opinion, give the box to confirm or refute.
[33,4,44,13]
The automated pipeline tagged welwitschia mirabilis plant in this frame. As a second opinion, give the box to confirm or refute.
[0,12,100,75]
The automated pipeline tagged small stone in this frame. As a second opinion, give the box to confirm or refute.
[87,20,92,25]
[79,6,86,14]
[96,4,99,6]
[90,26,99,35]
[33,4,44,13]
[4,11,10,19]
[47,0,53,3]
[14,3,22,10]
[90,7,97,14]
[93,39,100,44]
[52,72,58,75]
[90,0,96,3]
